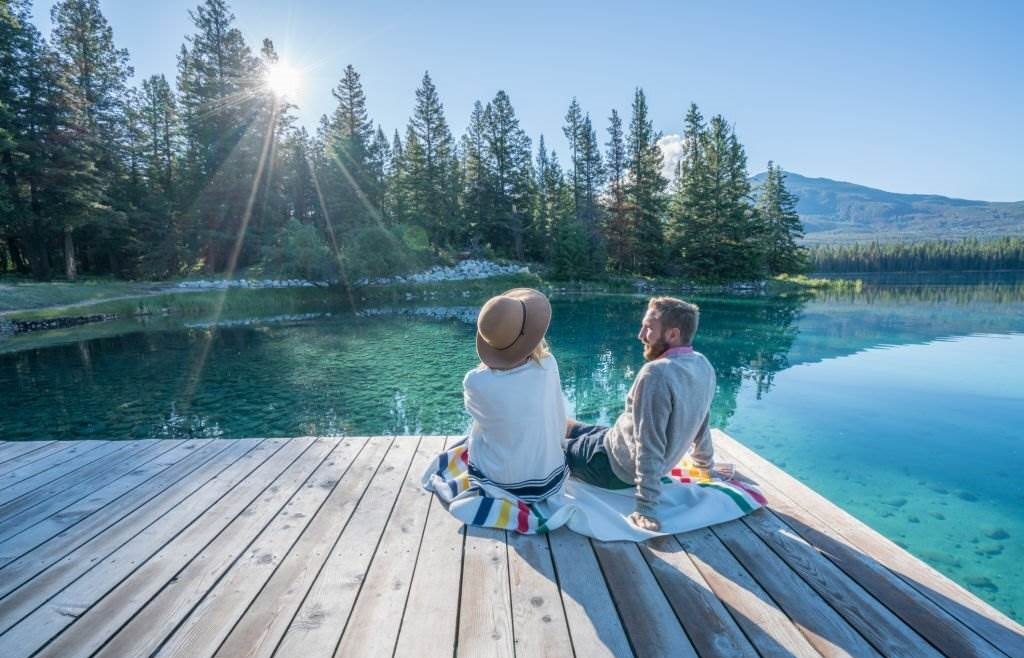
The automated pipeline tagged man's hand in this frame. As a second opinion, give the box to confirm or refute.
[628,512,661,531]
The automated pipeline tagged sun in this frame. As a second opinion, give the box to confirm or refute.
[266,62,300,99]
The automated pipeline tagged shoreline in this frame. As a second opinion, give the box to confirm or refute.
[0,264,860,337]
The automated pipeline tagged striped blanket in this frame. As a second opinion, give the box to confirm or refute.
[422,438,766,541]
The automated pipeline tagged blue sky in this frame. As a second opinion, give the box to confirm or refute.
[30,0,1024,201]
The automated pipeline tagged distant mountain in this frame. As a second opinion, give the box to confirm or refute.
[748,172,1024,244]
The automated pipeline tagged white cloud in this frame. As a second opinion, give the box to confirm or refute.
[657,133,684,183]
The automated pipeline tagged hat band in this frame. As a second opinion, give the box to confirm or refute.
[493,300,528,351]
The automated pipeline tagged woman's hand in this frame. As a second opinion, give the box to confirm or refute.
[628,512,661,531]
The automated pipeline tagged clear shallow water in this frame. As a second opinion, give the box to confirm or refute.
[2,280,1023,619]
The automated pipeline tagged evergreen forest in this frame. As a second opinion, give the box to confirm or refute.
[808,237,1024,274]
[1,0,814,284]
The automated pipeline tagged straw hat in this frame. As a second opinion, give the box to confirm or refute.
[476,288,552,369]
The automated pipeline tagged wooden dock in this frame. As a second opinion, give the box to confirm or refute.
[0,433,1020,658]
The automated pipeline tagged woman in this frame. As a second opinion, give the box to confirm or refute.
[462,288,568,503]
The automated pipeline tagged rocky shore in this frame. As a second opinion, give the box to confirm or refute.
[173,259,531,290]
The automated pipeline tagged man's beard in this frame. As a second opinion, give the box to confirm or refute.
[643,335,670,361]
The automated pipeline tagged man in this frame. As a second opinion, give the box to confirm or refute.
[563,296,718,531]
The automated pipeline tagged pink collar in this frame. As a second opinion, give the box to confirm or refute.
[661,346,694,358]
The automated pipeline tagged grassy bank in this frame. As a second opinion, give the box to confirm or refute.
[0,269,857,325]
[0,277,168,313]
[0,273,544,324]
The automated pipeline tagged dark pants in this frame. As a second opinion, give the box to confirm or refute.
[562,422,632,490]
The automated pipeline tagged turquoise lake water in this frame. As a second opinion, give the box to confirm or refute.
[2,277,1023,620]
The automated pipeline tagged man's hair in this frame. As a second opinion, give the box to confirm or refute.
[648,297,700,345]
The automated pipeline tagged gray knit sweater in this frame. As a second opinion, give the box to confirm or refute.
[604,351,717,518]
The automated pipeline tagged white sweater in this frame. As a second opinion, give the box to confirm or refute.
[463,355,568,501]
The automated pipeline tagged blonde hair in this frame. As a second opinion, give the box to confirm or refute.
[530,338,551,362]
[480,337,551,370]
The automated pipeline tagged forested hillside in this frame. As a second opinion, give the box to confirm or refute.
[750,172,1024,243]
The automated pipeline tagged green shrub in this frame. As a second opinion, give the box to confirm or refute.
[261,219,339,281]
[343,225,424,280]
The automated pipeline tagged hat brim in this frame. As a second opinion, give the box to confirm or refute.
[476,288,552,369]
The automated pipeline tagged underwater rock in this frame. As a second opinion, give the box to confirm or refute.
[884,497,908,508]
[919,550,961,569]
[928,511,946,521]
[973,543,1004,557]
[983,528,1010,540]
[907,515,921,524]
[965,576,999,592]
[929,485,949,494]
[894,540,908,549]
[10,313,117,335]
[957,491,979,502]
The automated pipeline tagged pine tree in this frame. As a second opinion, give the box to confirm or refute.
[668,103,710,272]
[367,124,391,218]
[176,0,266,273]
[562,98,583,216]
[277,126,318,225]
[322,64,379,233]
[384,128,407,226]
[400,71,459,248]
[459,100,492,251]
[757,161,806,274]
[533,136,585,276]
[49,0,134,278]
[562,99,604,259]
[139,75,177,197]
[0,0,68,278]
[602,108,631,272]
[126,74,184,276]
[669,104,765,280]
[705,114,764,279]
[481,91,533,259]
[625,88,667,273]
[578,112,604,254]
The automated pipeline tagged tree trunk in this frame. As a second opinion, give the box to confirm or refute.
[205,242,217,274]
[7,238,29,273]
[27,233,51,281]
[64,225,77,281]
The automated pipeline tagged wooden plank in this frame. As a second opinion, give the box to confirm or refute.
[96,438,354,658]
[742,507,943,658]
[715,440,1007,658]
[457,526,514,658]
[639,534,759,658]
[592,539,698,658]
[548,528,634,658]
[712,518,884,658]
[506,531,575,658]
[393,436,467,658]
[211,437,395,658]
[714,432,1024,658]
[0,439,133,507]
[0,438,225,571]
[0,439,180,541]
[334,436,444,658]
[0,441,102,482]
[0,440,259,609]
[273,437,421,658]
[143,437,368,658]
[0,437,306,657]
[0,441,58,469]
[674,527,822,658]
